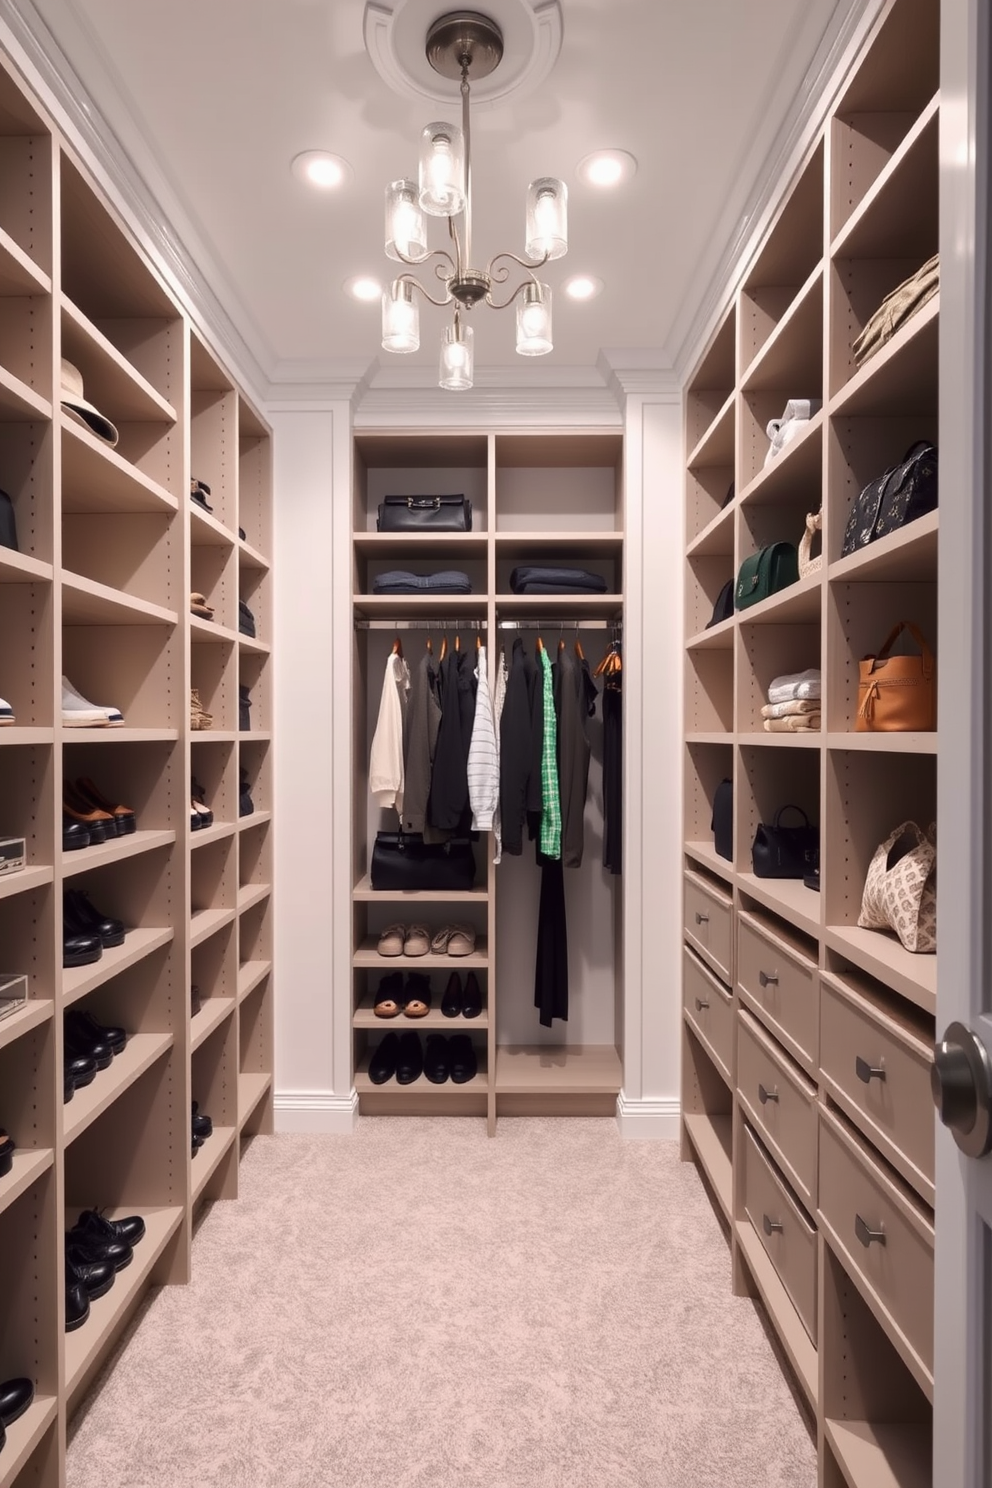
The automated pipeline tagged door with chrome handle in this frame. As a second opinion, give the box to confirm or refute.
[931,1021,992,1158]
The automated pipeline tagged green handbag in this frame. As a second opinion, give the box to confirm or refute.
[734,542,799,611]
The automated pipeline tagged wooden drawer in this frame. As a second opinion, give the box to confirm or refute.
[742,1123,817,1344]
[737,911,818,1073]
[684,870,733,983]
[820,973,934,1205]
[737,1009,818,1211]
[818,1107,934,1394]
[683,947,733,1084]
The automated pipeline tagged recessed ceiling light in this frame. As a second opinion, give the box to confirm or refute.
[292,151,352,189]
[564,275,604,301]
[576,150,637,188]
[346,276,383,302]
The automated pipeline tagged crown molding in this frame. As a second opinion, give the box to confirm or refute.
[0,0,275,403]
[669,0,885,384]
[597,349,680,402]
[352,360,622,426]
[615,1094,681,1141]
[274,1090,359,1135]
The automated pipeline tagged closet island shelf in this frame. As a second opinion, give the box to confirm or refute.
[680,0,940,1483]
[0,45,275,1488]
[351,428,625,1133]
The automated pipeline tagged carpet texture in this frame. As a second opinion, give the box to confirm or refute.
[67,1120,815,1488]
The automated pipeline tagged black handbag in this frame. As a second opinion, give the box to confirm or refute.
[751,805,819,880]
[841,441,937,557]
[711,779,733,861]
[376,495,472,533]
[705,579,734,630]
[370,832,476,892]
[0,490,18,551]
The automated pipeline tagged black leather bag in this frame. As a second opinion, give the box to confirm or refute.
[376,495,472,533]
[711,779,733,862]
[0,490,18,551]
[370,832,476,891]
[841,442,937,557]
[705,580,734,630]
[751,805,819,880]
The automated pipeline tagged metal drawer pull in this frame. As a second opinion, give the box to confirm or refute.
[762,1214,784,1237]
[694,911,709,925]
[855,1214,886,1247]
[757,1083,779,1105]
[855,1056,886,1084]
[758,970,778,988]
[694,997,709,1012]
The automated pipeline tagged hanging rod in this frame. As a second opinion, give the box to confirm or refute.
[354,617,487,631]
[497,617,621,631]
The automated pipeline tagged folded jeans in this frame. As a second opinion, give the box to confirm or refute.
[509,566,608,594]
[372,570,473,594]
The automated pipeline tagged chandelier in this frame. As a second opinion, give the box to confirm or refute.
[380,10,568,390]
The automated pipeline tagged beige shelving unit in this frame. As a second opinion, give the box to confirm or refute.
[0,50,273,1488]
[680,1,939,1483]
[351,431,624,1133]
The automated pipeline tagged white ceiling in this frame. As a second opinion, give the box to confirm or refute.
[26,0,849,388]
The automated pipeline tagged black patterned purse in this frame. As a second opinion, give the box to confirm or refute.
[841,442,937,557]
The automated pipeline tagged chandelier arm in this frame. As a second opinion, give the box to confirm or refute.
[487,247,550,280]
[447,213,466,281]
[394,271,454,310]
[484,276,538,312]
[391,243,457,274]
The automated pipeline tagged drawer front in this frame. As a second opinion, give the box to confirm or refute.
[737,1011,818,1210]
[820,977,934,1204]
[737,914,818,1071]
[684,873,733,983]
[818,1110,934,1387]
[683,947,734,1083]
[742,1123,817,1344]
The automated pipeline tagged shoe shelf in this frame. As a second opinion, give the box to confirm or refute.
[0,997,53,1054]
[352,995,489,1030]
[191,996,236,1053]
[0,364,50,422]
[353,940,488,969]
[734,1215,817,1407]
[494,1044,622,1095]
[237,1071,272,1131]
[0,221,51,295]
[190,905,237,949]
[63,1033,173,1144]
[62,927,174,1005]
[824,1421,932,1488]
[354,1051,489,1096]
[237,882,271,914]
[0,865,54,901]
[352,874,488,903]
[191,1126,237,1203]
[60,423,177,516]
[239,809,272,832]
[190,615,239,645]
[190,501,236,548]
[190,821,237,849]
[237,959,271,1004]
[0,1391,58,1488]
[59,726,180,744]
[60,572,178,628]
[681,1110,733,1221]
[63,1202,185,1405]
[0,1149,55,1221]
[0,546,53,583]
[61,829,176,877]
[237,536,269,572]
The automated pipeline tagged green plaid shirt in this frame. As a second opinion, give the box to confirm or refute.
[538,646,561,858]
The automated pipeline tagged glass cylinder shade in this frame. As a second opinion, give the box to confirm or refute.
[439,321,474,391]
[419,122,465,217]
[385,180,427,262]
[525,177,568,261]
[381,282,420,354]
[516,283,553,356]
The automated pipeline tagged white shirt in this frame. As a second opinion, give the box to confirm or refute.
[467,644,498,832]
[369,651,410,813]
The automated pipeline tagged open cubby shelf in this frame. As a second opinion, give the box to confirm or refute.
[682,3,939,1483]
[0,51,275,1488]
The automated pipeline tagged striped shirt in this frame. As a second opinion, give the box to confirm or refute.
[467,645,498,831]
[538,646,561,858]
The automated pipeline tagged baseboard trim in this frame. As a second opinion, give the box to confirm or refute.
[273,1090,359,1134]
[615,1094,681,1140]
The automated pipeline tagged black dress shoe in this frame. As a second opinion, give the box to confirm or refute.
[63,932,102,970]
[65,1275,89,1332]
[65,1008,126,1057]
[0,1377,34,1427]
[65,1248,115,1301]
[72,1207,145,1250]
[67,1217,132,1271]
[461,972,483,1019]
[191,1102,212,1140]
[448,1033,478,1085]
[191,1132,203,1156]
[0,1130,13,1178]
[63,1069,76,1103]
[440,972,463,1018]
[64,1052,97,1093]
[64,889,126,949]
[424,1033,450,1084]
[62,817,91,852]
[63,1017,113,1071]
[396,1030,424,1086]
[368,1031,400,1085]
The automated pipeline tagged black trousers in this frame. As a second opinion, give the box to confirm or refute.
[602,686,622,875]
[534,855,568,1027]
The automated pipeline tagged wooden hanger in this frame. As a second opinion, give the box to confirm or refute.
[426,634,433,655]
[439,635,448,661]
[391,636,403,659]
[575,636,585,661]
[536,635,544,654]
[454,632,461,652]
[475,633,482,653]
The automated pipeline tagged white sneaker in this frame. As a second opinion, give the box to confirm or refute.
[0,695,13,725]
[61,675,124,727]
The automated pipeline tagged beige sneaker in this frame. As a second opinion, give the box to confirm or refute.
[376,923,406,957]
[403,925,431,957]
[190,688,213,730]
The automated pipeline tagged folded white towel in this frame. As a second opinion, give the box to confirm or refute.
[763,713,821,733]
[761,698,820,719]
[767,668,822,704]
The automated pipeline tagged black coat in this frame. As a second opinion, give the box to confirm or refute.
[499,639,544,855]
[428,648,477,833]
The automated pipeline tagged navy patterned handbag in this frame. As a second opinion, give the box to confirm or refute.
[841,442,937,557]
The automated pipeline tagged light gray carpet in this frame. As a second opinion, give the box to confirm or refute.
[67,1120,815,1488]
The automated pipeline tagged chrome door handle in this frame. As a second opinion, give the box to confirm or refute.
[932,1021,992,1157]
[855,1214,886,1247]
[757,1083,779,1105]
[758,970,778,988]
[762,1214,783,1236]
[694,997,709,1012]
[855,1056,886,1084]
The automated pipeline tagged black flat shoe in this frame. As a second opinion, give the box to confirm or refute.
[0,1377,34,1427]
[62,817,91,852]
[440,972,463,1018]
[424,1033,450,1084]
[65,1008,126,1057]
[403,972,431,1019]
[368,1031,400,1085]
[396,1030,424,1085]
[448,1033,478,1084]
[461,971,483,1019]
